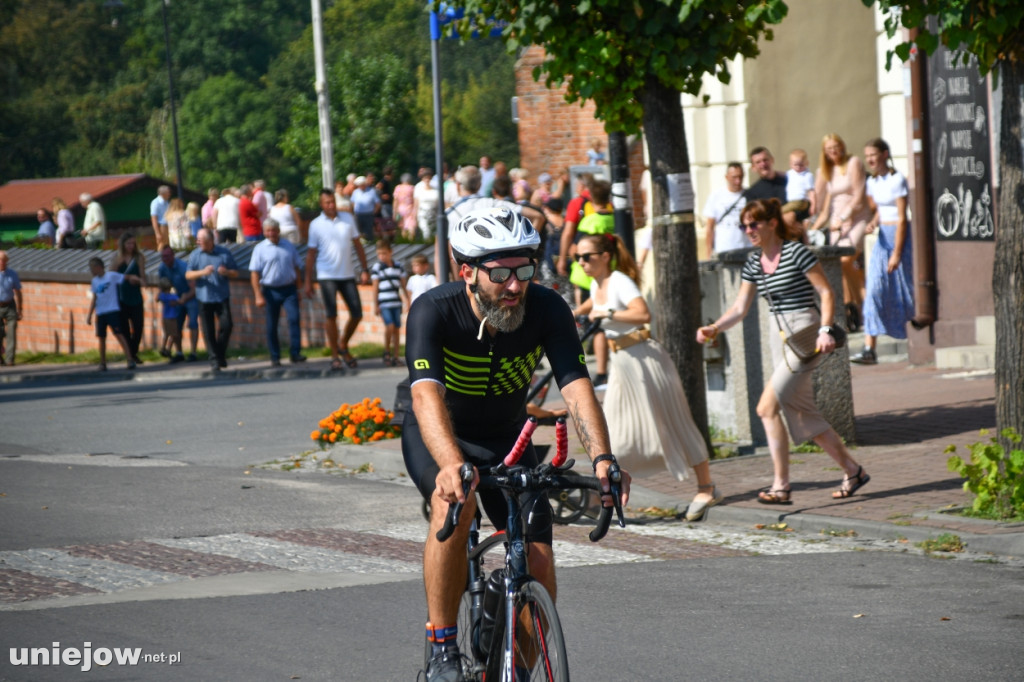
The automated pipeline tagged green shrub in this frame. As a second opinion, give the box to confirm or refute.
[946,428,1024,521]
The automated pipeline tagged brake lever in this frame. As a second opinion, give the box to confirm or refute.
[607,463,626,528]
[435,463,475,542]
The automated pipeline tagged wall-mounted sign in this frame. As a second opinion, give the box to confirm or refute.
[927,42,994,241]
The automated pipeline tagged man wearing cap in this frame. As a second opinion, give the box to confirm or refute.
[0,251,23,366]
[350,175,381,243]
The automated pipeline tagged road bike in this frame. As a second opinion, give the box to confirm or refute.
[429,415,625,681]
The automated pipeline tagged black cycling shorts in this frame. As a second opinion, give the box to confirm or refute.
[401,419,554,545]
[318,278,362,319]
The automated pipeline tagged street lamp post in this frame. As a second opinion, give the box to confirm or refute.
[160,0,185,201]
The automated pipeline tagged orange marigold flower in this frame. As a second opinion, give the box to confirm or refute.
[310,430,320,440]
[344,425,357,438]
[352,437,362,444]
[328,432,338,443]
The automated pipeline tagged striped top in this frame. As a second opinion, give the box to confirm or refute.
[741,240,818,313]
[371,259,405,309]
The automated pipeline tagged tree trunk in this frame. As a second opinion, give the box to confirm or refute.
[640,76,711,450]
[994,59,1024,440]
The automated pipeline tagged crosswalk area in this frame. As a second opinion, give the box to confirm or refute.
[1,521,850,611]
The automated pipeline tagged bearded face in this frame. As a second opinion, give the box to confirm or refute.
[473,283,527,333]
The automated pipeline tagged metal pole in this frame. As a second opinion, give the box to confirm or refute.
[160,0,184,200]
[311,0,334,189]
[608,132,635,256]
[430,12,449,281]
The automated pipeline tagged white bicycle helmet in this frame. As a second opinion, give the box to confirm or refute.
[449,206,541,263]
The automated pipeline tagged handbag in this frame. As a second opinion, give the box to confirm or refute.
[758,268,845,365]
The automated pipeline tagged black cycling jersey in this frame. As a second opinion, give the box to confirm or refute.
[404,280,588,441]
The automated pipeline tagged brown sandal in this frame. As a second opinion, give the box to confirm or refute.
[757,488,792,505]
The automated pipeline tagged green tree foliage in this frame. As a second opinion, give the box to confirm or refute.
[0,0,519,206]
[439,0,787,134]
[866,0,1024,439]
[177,74,285,192]
[281,52,418,203]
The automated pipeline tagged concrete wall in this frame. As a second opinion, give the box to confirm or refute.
[743,0,881,180]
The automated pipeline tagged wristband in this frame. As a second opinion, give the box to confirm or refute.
[591,454,617,471]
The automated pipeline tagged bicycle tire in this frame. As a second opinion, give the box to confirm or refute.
[484,580,569,682]
[548,485,591,525]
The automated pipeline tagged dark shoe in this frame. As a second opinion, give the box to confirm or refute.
[133,356,143,365]
[340,349,358,368]
[126,360,136,370]
[210,362,221,373]
[159,349,171,358]
[290,355,307,364]
[98,364,108,372]
[850,348,877,365]
[757,488,792,505]
[833,466,871,499]
[270,359,282,367]
[424,650,466,682]
[218,359,227,369]
[170,354,185,364]
[845,304,861,332]
[187,353,198,362]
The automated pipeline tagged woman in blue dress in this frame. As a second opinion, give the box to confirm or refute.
[852,138,915,364]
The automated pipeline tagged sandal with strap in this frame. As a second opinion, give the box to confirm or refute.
[757,488,792,505]
[383,351,392,365]
[330,358,344,371]
[832,466,871,499]
[339,349,358,368]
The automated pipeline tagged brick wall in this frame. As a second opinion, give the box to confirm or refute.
[515,46,648,226]
[14,278,398,356]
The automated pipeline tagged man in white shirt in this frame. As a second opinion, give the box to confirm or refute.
[703,162,751,258]
[304,189,370,371]
[150,185,171,248]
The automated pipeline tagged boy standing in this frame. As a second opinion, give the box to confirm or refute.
[85,257,139,371]
[370,241,408,367]
[157,277,184,362]
[786,148,817,219]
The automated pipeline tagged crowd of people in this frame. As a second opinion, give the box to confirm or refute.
[702,136,916,365]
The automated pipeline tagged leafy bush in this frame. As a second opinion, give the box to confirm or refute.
[946,428,1024,521]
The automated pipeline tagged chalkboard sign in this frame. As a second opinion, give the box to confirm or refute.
[926,43,994,241]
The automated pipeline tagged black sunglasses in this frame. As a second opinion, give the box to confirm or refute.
[476,262,536,284]
[574,252,603,263]
[741,221,763,230]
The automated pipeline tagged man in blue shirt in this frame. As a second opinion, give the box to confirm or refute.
[186,228,239,371]
[150,185,171,249]
[158,246,199,362]
[0,250,23,366]
[250,218,305,366]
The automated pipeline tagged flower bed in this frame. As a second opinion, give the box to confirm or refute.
[311,397,401,448]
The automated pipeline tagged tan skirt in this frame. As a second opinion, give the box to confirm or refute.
[604,338,709,481]
[768,308,831,444]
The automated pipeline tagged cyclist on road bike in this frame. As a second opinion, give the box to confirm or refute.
[403,206,631,682]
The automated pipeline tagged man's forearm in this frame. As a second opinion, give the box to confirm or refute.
[412,382,464,469]
[561,378,613,459]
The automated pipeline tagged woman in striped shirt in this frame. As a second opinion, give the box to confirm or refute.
[696,199,870,504]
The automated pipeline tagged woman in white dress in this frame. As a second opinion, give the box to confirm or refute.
[573,233,722,521]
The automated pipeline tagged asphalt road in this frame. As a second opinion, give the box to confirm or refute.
[2,373,1022,681]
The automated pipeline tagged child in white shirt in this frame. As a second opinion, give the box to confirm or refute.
[406,254,438,306]
[786,148,817,217]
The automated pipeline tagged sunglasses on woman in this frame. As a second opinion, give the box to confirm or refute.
[574,252,603,263]
[476,262,536,284]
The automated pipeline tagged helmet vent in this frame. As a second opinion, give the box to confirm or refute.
[473,224,493,239]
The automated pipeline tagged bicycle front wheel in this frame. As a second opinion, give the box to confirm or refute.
[485,580,568,682]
